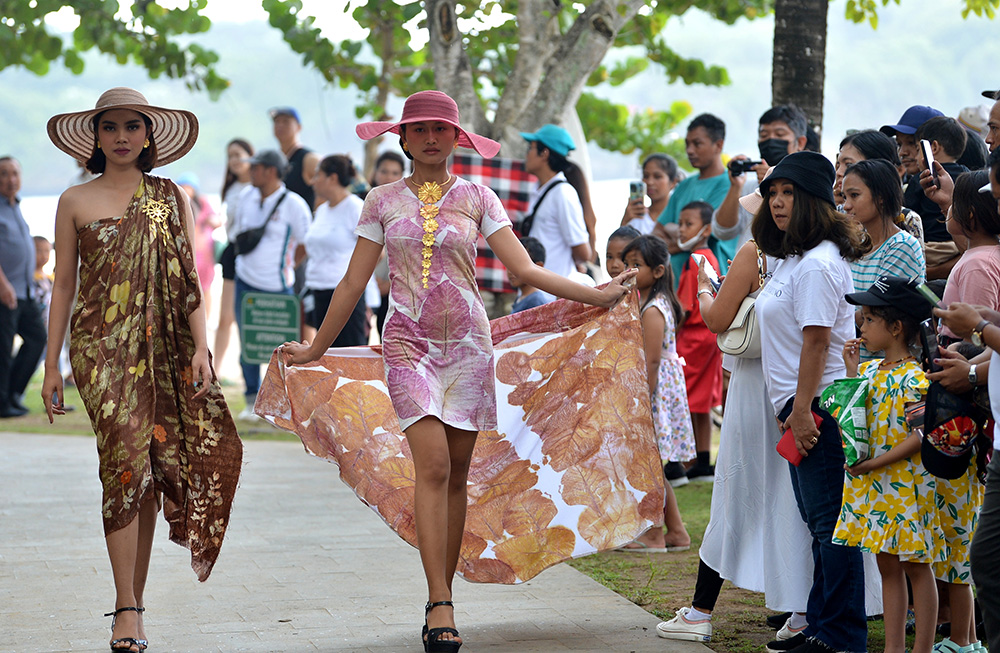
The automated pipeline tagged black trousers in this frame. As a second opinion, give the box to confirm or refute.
[0,298,46,407]
[306,287,368,347]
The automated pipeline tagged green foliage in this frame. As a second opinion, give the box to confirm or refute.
[261,1,766,157]
[577,92,693,164]
[0,0,228,96]
[845,0,998,27]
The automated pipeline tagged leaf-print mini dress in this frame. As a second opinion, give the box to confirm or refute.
[355,177,512,431]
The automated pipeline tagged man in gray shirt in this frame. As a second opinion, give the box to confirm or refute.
[0,156,46,417]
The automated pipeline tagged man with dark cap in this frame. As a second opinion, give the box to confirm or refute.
[232,149,312,419]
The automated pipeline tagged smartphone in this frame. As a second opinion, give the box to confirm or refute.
[920,139,939,187]
[918,318,942,373]
[916,282,943,307]
[629,181,646,204]
[692,253,721,290]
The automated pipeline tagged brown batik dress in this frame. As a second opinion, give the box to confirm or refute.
[71,174,242,581]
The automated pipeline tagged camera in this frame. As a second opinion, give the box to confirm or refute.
[728,159,762,175]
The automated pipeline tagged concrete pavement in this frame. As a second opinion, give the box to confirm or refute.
[0,432,711,652]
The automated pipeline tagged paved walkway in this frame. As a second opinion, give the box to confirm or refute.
[0,432,710,652]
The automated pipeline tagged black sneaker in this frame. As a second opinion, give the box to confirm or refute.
[663,462,689,487]
[686,463,715,482]
[785,640,834,653]
[765,633,806,652]
[766,611,793,629]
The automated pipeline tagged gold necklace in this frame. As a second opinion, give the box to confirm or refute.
[413,175,451,289]
[879,355,914,368]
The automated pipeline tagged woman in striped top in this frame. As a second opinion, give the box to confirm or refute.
[843,159,925,361]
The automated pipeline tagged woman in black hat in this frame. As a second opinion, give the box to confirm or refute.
[752,151,871,653]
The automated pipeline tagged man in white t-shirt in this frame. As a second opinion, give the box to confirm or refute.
[233,149,312,416]
[520,125,592,278]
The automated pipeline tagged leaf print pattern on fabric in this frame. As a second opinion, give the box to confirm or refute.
[832,360,945,563]
[70,175,242,581]
[255,290,664,584]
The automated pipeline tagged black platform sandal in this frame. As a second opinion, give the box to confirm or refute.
[423,601,462,652]
[104,606,145,652]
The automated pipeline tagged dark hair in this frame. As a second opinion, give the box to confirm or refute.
[804,128,820,153]
[608,225,641,244]
[688,113,726,143]
[319,154,356,187]
[865,304,921,347]
[839,130,900,166]
[221,138,254,199]
[372,151,406,185]
[680,200,713,226]
[532,141,570,173]
[643,153,681,182]
[758,105,808,139]
[621,235,682,324]
[85,110,157,174]
[752,184,870,260]
[519,236,546,265]
[951,170,1000,237]
[989,147,1000,176]
[915,116,968,159]
[563,161,594,216]
[843,159,903,222]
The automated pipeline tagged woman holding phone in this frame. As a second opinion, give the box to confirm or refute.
[753,152,871,653]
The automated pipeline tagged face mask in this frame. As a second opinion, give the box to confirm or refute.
[759,138,791,165]
[677,225,708,251]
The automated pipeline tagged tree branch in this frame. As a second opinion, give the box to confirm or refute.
[425,0,488,135]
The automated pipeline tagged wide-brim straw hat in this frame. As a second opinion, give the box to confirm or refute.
[356,90,500,159]
[47,87,199,167]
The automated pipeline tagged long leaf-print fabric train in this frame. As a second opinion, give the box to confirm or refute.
[255,290,665,583]
[71,175,243,581]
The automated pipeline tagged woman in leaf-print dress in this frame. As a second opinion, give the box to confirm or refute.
[281,90,635,652]
[41,88,242,653]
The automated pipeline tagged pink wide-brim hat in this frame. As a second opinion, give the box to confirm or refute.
[356,90,501,159]
[738,166,775,215]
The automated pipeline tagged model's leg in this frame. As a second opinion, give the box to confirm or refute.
[442,424,476,590]
[132,496,158,646]
[105,517,142,652]
[404,416,461,645]
[214,279,235,367]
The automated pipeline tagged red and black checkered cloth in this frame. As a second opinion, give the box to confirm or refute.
[452,153,537,294]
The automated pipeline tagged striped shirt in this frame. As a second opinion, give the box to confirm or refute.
[850,229,926,361]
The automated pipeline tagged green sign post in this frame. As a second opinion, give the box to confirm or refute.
[240,293,300,365]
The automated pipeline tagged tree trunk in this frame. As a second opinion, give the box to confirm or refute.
[771,0,828,146]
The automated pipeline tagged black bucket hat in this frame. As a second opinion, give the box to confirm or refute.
[759,151,837,207]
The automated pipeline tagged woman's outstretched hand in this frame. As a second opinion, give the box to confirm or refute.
[598,269,638,307]
[280,340,318,366]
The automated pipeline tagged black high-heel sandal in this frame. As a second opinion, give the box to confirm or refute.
[422,601,462,652]
[105,606,145,652]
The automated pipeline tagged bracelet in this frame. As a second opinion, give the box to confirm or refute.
[697,289,714,299]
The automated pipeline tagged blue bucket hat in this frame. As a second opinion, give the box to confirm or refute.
[520,124,576,157]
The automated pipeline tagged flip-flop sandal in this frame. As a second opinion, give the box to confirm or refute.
[616,540,670,553]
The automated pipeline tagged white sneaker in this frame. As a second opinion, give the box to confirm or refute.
[237,406,260,421]
[775,616,807,641]
[656,607,711,642]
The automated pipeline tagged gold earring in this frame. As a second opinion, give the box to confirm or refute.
[402,142,408,152]
[455,140,459,148]
[96,142,101,149]
[143,138,150,149]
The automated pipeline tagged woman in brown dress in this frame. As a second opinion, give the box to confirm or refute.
[41,88,243,652]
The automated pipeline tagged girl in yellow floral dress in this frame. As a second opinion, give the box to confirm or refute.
[836,276,945,653]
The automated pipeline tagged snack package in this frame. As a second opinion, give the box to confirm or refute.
[819,378,870,467]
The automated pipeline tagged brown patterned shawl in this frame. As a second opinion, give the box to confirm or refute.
[70,174,242,581]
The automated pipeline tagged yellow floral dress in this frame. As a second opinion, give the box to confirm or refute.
[832,360,945,563]
[933,457,984,584]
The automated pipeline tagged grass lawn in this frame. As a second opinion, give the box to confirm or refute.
[9,373,902,652]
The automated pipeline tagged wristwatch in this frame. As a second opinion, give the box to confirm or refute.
[971,320,991,348]
[968,363,979,386]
